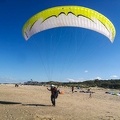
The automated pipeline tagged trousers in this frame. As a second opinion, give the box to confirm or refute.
[51,95,56,106]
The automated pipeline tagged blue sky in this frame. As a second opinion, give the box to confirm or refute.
[0,0,120,83]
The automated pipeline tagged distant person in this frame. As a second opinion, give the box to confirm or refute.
[89,91,92,98]
[15,84,19,87]
[77,86,80,89]
[87,88,91,92]
[47,85,59,106]
[72,86,74,93]
[88,88,92,98]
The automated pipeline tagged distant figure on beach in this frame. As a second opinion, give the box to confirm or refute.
[72,86,74,93]
[89,91,92,98]
[87,88,91,92]
[47,85,59,106]
[15,84,19,87]
[88,88,92,98]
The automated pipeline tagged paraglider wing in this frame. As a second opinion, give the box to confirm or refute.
[22,6,116,42]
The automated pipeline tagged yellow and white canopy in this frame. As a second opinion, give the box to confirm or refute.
[22,6,116,42]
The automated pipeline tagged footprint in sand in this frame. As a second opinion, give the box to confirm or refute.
[35,115,56,120]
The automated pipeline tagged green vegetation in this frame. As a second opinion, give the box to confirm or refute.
[24,79,120,89]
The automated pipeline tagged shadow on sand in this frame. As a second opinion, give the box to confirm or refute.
[22,103,52,107]
[0,101,22,105]
[0,101,51,107]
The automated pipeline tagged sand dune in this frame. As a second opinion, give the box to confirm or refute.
[0,84,120,120]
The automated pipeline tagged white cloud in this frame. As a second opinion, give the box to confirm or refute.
[67,78,75,82]
[78,78,85,82]
[95,76,102,80]
[67,78,84,82]
[84,70,88,73]
[110,75,118,78]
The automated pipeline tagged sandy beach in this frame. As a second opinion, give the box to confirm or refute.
[0,84,120,120]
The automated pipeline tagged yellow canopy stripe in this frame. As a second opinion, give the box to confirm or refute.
[23,6,116,42]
